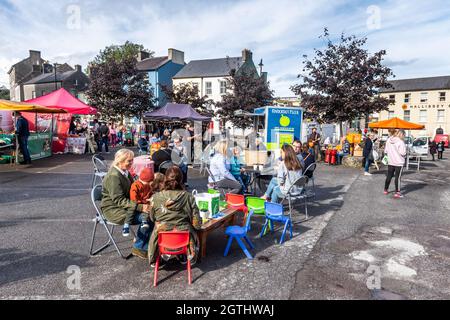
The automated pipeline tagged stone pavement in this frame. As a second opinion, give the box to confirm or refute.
[0,148,359,299]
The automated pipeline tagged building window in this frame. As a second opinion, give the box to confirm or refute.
[220,81,227,94]
[419,110,427,122]
[437,109,445,122]
[389,94,396,104]
[32,91,36,99]
[404,93,410,103]
[439,92,446,102]
[205,82,212,95]
[403,110,410,121]
[388,111,394,119]
[420,92,428,103]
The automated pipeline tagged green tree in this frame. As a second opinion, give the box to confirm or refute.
[291,28,394,135]
[85,41,155,121]
[217,69,274,129]
[0,86,10,100]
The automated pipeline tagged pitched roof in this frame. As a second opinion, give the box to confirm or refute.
[173,57,243,79]
[380,76,450,93]
[23,70,78,85]
[136,56,170,71]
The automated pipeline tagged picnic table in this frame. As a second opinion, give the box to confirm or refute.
[197,207,240,259]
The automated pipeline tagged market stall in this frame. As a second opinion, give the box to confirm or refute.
[0,99,67,164]
[25,88,97,154]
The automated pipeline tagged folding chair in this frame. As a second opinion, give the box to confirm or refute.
[91,155,108,188]
[153,231,191,286]
[303,163,317,199]
[224,210,254,259]
[89,184,135,259]
[206,166,226,198]
[281,176,309,220]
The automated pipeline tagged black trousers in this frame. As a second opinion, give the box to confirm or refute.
[217,178,242,195]
[438,151,443,159]
[384,165,403,192]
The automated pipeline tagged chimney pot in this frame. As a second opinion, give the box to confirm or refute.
[242,49,252,62]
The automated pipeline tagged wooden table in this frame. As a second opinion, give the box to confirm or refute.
[197,207,239,259]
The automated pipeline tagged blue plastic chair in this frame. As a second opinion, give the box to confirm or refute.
[260,202,293,244]
[223,210,254,259]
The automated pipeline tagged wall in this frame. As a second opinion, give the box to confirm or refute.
[155,61,185,107]
[380,89,450,137]
[23,83,62,100]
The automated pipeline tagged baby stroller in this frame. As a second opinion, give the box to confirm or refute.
[137,137,149,156]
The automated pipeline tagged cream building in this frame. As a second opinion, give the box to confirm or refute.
[172,49,266,134]
[378,76,450,137]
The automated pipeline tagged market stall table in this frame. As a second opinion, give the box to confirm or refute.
[131,155,155,178]
[197,207,240,259]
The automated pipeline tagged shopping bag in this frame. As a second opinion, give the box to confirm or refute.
[372,150,379,161]
[381,154,388,165]
[192,190,220,218]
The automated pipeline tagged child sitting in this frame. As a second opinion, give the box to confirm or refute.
[151,172,165,193]
[122,168,153,237]
[229,147,250,194]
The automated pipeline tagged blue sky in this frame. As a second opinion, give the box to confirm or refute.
[1,0,450,96]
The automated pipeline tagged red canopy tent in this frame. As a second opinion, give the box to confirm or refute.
[25,88,97,153]
[25,88,97,115]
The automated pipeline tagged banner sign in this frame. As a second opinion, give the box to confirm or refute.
[263,107,303,150]
[28,132,52,160]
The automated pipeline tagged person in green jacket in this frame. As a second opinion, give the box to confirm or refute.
[101,148,153,259]
[148,165,202,267]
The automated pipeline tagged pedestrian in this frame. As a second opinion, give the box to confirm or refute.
[109,123,116,148]
[363,133,374,176]
[429,139,437,161]
[384,129,407,198]
[308,128,321,161]
[437,141,444,159]
[14,112,32,165]
[97,122,110,153]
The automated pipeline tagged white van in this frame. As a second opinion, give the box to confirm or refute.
[410,136,430,155]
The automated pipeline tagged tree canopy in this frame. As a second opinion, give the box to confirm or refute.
[85,41,155,121]
[0,87,10,100]
[217,68,273,129]
[291,28,394,125]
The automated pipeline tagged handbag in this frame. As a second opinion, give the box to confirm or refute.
[372,149,379,161]
[381,154,389,165]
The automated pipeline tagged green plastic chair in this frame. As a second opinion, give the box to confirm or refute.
[246,197,271,235]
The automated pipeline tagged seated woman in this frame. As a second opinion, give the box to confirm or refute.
[229,147,250,194]
[101,149,153,259]
[337,138,350,165]
[147,166,202,266]
[151,140,172,172]
[262,144,303,203]
[209,140,242,194]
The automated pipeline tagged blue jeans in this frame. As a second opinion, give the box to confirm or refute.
[132,213,154,252]
[265,177,279,198]
[364,157,371,172]
[99,136,109,152]
[18,136,31,163]
[337,152,348,165]
[271,186,284,203]
[233,174,250,193]
[179,163,188,183]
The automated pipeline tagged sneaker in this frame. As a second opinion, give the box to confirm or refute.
[177,254,188,265]
[131,247,147,260]
[140,222,150,230]
[394,192,404,199]
[150,260,166,269]
[364,172,372,176]
[383,190,389,195]
[122,226,130,237]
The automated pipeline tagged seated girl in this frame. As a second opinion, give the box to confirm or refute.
[229,147,250,194]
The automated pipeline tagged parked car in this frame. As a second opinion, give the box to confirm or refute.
[410,136,430,155]
[434,134,449,148]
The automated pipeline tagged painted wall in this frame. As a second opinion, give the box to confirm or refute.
[148,61,184,108]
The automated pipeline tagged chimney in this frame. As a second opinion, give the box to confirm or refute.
[242,49,252,63]
[168,48,185,65]
[75,64,82,72]
[29,50,41,65]
[137,51,150,62]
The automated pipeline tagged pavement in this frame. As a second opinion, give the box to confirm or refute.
[0,147,448,300]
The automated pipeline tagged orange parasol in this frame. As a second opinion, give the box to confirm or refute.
[368,117,425,130]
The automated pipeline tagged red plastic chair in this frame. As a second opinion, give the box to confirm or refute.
[225,194,248,213]
[153,231,191,287]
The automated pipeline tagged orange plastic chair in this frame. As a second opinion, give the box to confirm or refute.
[225,194,248,214]
[153,231,191,287]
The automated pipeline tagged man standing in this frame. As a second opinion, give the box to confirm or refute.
[97,122,110,153]
[14,112,31,165]
[308,128,321,161]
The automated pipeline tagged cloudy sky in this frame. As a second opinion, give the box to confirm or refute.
[1,0,449,96]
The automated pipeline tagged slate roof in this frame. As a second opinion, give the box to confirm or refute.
[23,70,79,85]
[380,76,450,93]
[136,56,170,71]
[173,57,243,79]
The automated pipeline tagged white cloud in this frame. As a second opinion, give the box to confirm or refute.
[0,0,449,97]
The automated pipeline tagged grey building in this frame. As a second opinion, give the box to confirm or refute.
[8,50,89,101]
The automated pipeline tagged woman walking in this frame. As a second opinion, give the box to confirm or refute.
[384,129,407,199]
